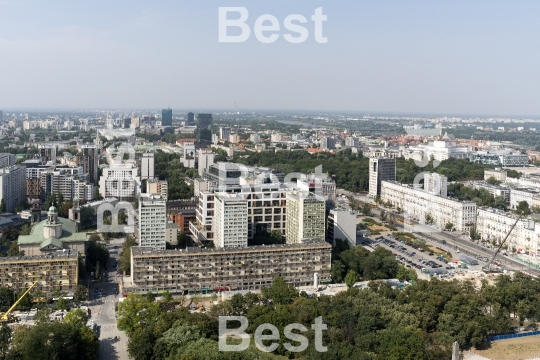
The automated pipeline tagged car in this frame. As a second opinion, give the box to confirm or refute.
[442,240,446,244]
[428,252,434,256]
[410,252,416,256]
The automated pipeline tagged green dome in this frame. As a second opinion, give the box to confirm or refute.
[48,206,58,214]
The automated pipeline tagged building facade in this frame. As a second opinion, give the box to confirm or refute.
[327,209,357,247]
[285,191,326,244]
[212,192,248,248]
[129,240,332,294]
[0,165,26,213]
[79,145,99,185]
[162,108,173,126]
[139,194,167,250]
[141,152,155,180]
[381,181,477,232]
[369,157,396,197]
[99,163,140,201]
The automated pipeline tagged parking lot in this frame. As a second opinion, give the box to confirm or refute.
[363,235,455,278]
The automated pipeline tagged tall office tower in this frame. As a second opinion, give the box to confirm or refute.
[198,148,215,177]
[424,172,448,197]
[0,110,3,122]
[79,145,99,185]
[196,113,213,142]
[285,191,326,244]
[139,194,167,250]
[39,145,57,165]
[368,157,396,197]
[219,127,231,140]
[187,112,195,126]
[0,166,26,213]
[213,192,248,248]
[123,118,132,129]
[141,152,155,180]
[162,108,173,126]
[0,153,16,168]
[320,136,335,150]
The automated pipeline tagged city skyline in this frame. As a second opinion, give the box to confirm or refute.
[1,1,540,116]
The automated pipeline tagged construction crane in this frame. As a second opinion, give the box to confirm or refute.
[0,281,39,322]
[483,216,522,273]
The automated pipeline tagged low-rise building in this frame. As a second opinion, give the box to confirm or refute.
[0,251,78,294]
[485,169,507,182]
[381,181,477,232]
[128,240,331,294]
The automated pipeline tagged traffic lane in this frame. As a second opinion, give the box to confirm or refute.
[422,231,540,276]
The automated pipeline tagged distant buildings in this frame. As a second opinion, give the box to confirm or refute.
[469,151,529,167]
[198,148,215,177]
[345,137,359,148]
[320,136,335,150]
[369,157,396,197]
[484,169,507,182]
[285,191,326,244]
[424,173,448,197]
[162,108,173,126]
[0,153,16,168]
[139,194,167,250]
[219,127,231,141]
[196,113,213,142]
[186,112,195,126]
[78,145,99,185]
[140,152,155,180]
[38,145,57,165]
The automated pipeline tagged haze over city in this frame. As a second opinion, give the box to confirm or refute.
[1,1,540,115]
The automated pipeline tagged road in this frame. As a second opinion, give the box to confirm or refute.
[339,189,540,277]
[88,238,129,360]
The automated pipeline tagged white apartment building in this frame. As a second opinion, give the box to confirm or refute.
[250,134,261,143]
[327,209,357,247]
[476,207,540,256]
[285,191,326,244]
[369,157,396,197]
[381,181,477,232]
[345,137,359,148]
[198,148,215,177]
[146,179,168,199]
[139,194,167,250]
[404,140,470,162]
[219,127,231,140]
[510,188,540,211]
[166,222,180,246]
[141,152,155,180]
[213,192,248,248]
[270,133,282,143]
[485,169,507,182]
[297,172,337,203]
[99,163,140,201]
[424,172,448,197]
[0,165,26,213]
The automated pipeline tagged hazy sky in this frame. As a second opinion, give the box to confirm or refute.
[1,0,540,116]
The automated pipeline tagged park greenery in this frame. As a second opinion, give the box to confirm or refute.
[448,183,507,210]
[154,150,196,200]
[116,271,540,360]
[233,150,493,193]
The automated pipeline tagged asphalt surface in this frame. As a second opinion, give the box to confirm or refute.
[87,239,129,360]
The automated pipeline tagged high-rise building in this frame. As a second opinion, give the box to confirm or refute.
[39,145,57,165]
[368,157,396,197]
[162,108,173,126]
[424,172,448,197]
[196,113,213,142]
[0,110,3,122]
[213,192,248,248]
[146,179,168,199]
[79,145,99,185]
[99,163,140,201]
[0,166,26,213]
[0,153,16,168]
[327,209,357,247]
[198,148,215,177]
[141,152,155,180]
[320,136,335,150]
[187,112,195,126]
[139,194,167,250]
[219,127,231,140]
[285,191,326,244]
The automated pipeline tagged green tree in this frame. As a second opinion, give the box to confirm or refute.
[74,285,87,304]
[34,308,51,325]
[261,276,298,306]
[331,260,346,283]
[118,235,138,275]
[56,297,69,311]
[516,200,531,215]
[445,222,454,231]
[19,224,31,235]
[486,176,501,185]
[361,203,372,216]
[345,269,359,288]
[0,323,11,359]
[0,287,15,312]
[7,241,24,257]
[380,210,388,222]
[64,309,88,328]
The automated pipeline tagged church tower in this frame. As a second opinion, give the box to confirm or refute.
[43,206,62,239]
[30,199,41,225]
[69,197,81,233]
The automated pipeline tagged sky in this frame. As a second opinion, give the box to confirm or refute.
[1,1,540,116]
